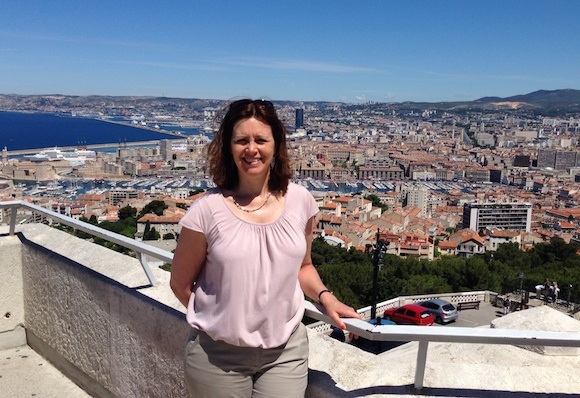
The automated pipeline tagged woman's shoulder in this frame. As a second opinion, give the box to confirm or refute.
[287,182,311,197]
[179,187,223,228]
[285,183,318,217]
[194,187,222,201]
[186,187,223,211]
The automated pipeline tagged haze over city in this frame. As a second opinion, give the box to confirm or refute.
[1,1,579,103]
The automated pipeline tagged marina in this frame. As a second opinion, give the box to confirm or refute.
[12,176,471,201]
[13,176,216,199]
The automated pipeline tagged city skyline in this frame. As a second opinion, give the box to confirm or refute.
[1,1,579,104]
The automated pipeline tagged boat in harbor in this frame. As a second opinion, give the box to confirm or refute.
[24,147,96,166]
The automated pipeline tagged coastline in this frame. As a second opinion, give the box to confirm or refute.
[1,110,194,153]
[5,140,183,157]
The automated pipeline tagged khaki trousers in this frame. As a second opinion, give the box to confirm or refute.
[184,323,309,398]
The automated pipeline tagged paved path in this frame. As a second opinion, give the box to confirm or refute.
[443,300,502,328]
[0,345,90,398]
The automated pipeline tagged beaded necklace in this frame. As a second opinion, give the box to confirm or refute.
[232,192,272,213]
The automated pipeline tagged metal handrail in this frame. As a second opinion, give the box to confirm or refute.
[1,200,174,286]
[3,200,580,391]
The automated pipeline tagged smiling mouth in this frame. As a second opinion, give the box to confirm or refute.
[243,157,261,164]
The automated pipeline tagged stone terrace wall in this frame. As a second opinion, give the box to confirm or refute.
[14,224,191,398]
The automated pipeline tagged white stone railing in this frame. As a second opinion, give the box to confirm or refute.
[1,200,172,286]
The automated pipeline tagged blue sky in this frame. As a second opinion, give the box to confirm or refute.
[1,1,579,103]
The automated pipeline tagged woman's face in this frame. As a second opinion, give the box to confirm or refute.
[230,117,275,181]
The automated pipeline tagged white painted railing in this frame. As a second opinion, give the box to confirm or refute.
[0,200,173,286]
[3,200,580,391]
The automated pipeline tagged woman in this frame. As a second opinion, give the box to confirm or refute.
[552,282,560,303]
[170,99,360,397]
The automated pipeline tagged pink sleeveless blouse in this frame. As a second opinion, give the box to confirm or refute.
[179,182,318,348]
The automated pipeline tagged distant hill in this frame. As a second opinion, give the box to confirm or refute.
[2,89,580,116]
[380,89,580,115]
[447,89,580,114]
[494,89,580,104]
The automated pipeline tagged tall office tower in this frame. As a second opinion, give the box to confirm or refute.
[159,140,173,161]
[537,149,557,168]
[295,108,304,129]
[462,202,532,232]
[555,151,578,170]
[513,155,531,167]
[538,149,579,170]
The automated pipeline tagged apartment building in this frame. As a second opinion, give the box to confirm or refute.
[487,228,521,251]
[299,167,326,179]
[538,148,579,170]
[462,202,532,232]
[358,166,404,180]
[396,235,434,260]
[108,188,143,206]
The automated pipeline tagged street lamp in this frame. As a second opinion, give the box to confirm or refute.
[365,229,389,320]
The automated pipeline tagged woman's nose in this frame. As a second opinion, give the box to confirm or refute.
[246,141,257,152]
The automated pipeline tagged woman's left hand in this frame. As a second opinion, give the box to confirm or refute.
[319,292,362,330]
[299,217,362,330]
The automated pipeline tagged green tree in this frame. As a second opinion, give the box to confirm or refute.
[143,221,160,241]
[403,274,451,295]
[188,189,205,197]
[365,194,388,213]
[310,235,580,307]
[118,205,137,220]
[138,200,168,219]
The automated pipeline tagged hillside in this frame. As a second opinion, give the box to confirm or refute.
[382,89,580,115]
[2,89,579,116]
[469,89,580,113]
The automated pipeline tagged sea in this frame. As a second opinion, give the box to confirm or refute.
[0,111,201,152]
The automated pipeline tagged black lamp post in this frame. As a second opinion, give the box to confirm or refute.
[365,229,389,320]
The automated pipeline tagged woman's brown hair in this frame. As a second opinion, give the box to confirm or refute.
[206,99,292,194]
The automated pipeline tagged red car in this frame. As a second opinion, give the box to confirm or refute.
[383,304,435,326]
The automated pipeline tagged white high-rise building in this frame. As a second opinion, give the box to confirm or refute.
[406,186,429,217]
[462,202,532,232]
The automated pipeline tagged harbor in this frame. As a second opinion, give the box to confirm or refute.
[11,176,473,201]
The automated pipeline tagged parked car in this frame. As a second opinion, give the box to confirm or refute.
[418,298,458,324]
[383,304,434,326]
